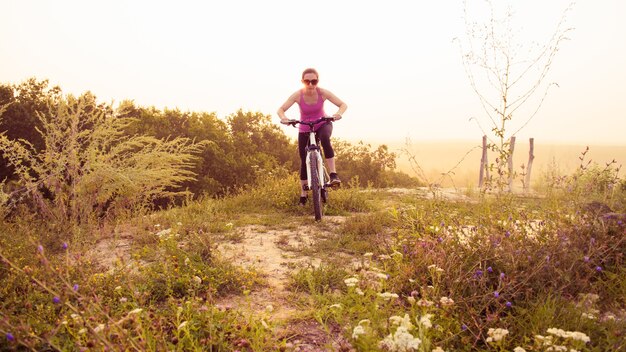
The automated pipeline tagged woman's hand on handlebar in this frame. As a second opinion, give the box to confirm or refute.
[331,113,342,121]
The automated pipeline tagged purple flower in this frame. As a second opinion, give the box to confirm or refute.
[461,324,468,331]
[500,272,506,279]
[73,284,79,292]
[494,291,500,298]
[53,296,60,304]
[6,332,14,342]
[584,256,590,263]
[410,290,419,297]
[618,220,623,226]
[505,231,511,238]
[437,237,443,243]
[487,266,493,273]
[37,245,44,253]
[596,266,602,272]
[506,301,512,308]
[62,242,68,250]
[474,270,483,278]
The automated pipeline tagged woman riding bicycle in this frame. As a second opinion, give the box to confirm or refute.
[277,68,347,205]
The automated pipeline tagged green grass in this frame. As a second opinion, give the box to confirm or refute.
[1,169,625,351]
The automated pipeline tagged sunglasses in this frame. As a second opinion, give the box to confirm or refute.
[302,79,318,86]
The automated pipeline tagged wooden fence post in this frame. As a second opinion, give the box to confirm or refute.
[507,136,516,192]
[479,135,488,188]
[524,138,535,192]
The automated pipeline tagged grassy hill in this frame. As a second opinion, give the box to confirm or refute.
[1,170,625,351]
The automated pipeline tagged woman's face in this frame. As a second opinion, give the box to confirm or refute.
[302,73,319,91]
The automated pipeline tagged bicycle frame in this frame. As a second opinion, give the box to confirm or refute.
[288,117,334,220]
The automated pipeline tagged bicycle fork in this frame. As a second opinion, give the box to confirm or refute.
[305,134,324,191]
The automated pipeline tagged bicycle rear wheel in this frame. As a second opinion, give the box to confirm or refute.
[309,151,323,221]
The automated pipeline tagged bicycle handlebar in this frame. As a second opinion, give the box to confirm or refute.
[285,117,335,128]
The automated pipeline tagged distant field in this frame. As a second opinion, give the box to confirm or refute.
[370,139,626,188]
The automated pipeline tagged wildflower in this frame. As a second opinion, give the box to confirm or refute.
[391,251,403,259]
[505,231,511,237]
[461,324,468,331]
[344,277,359,287]
[265,305,274,312]
[513,347,527,352]
[474,269,483,278]
[417,299,434,307]
[37,245,44,253]
[225,222,233,229]
[487,266,493,273]
[506,301,512,308]
[595,266,602,272]
[329,303,342,309]
[184,257,190,266]
[364,252,374,258]
[583,256,590,262]
[418,314,433,329]
[6,333,14,342]
[486,328,509,342]
[62,242,68,250]
[352,325,366,340]
[176,222,183,226]
[389,314,414,330]
[73,284,79,292]
[193,276,202,285]
[358,319,371,326]
[500,272,505,279]
[377,273,389,280]
[494,291,500,298]
[120,297,128,303]
[407,296,416,305]
[355,288,365,296]
[155,228,172,238]
[114,286,122,291]
[78,328,87,335]
[440,296,455,306]
[379,254,392,260]
[53,296,61,304]
[128,308,143,315]
[378,292,399,300]
[427,264,444,273]
[178,321,188,330]
[378,326,421,352]
[93,324,105,333]
[261,319,269,329]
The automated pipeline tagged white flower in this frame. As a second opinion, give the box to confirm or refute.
[513,347,527,352]
[355,288,365,296]
[184,257,190,266]
[389,314,414,330]
[344,277,359,287]
[261,319,269,329]
[418,314,433,329]
[417,299,434,307]
[358,319,371,326]
[364,252,374,258]
[377,273,389,280]
[93,324,105,333]
[176,222,183,226]
[128,308,143,315]
[379,254,392,260]
[78,328,87,335]
[114,286,122,291]
[378,292,399,300]
[487,328,509,342]
[119,297,128,303]
[178,321,188,330]
[391,251,403,258]
[407,296,416,305]
[155,228,172,238]
[427,264,444,273]
[265,305,274,312]
[352,325,366,339]
[378,326,421,352]
[193,276,202,284]
[440,296,455,306]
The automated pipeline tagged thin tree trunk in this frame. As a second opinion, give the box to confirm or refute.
[524,138,535,192]
[507,136,516,192]
[479,135,488,188]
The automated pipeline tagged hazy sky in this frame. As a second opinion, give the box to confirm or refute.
[1,0,625,145]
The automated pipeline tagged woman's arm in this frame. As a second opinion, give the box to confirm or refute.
[322,88,347,120]
[277,91,299,124]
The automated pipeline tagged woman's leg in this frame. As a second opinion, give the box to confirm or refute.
[316,123,341,183]
[298,133,309,197]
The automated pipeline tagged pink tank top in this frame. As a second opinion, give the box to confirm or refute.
[298,88,326,132]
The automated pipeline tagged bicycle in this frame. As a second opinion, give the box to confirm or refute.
[286,117,338,221]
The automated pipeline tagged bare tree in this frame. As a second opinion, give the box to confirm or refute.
[457,0,574,191]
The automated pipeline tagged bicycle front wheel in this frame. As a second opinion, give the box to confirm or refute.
[309,151,323,221]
